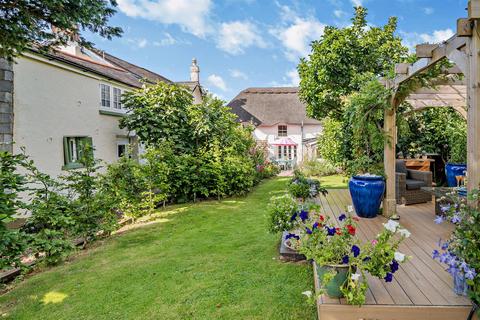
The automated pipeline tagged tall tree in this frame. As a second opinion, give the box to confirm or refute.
[298,7,408,120]
[0,0,122,60]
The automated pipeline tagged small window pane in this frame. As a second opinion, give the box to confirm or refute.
[118,144,126,158]
[113,88,122,109]
[278,125,287,137]
[101,84,111,107]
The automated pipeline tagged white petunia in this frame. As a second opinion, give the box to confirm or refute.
[302,290,312,298]
[383,220,399,233]
[394,252,406,262]
[347,205,354,213]
[398,228,411,238]
[351,273,361,281]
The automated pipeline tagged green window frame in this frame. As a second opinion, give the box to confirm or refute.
[62,136,93,170]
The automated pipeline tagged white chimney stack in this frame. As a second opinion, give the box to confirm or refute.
[190,58,200,82]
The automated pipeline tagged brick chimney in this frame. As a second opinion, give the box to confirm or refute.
[190,58,200,82]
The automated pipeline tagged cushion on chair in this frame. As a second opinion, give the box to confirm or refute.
[395,160,408,175]
[405,179,426,190]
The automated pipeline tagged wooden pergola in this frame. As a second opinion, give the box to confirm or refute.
[383,0,480,216]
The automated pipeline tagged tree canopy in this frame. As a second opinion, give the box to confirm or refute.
[0,0,122,60]
[298,7,408,120]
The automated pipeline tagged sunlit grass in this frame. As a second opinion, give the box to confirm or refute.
[0,178,315,320]
[318,174,348,189]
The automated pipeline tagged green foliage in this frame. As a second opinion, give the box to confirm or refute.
[120,82,261,203]
[301,159,338,177]
[317,118,344,168]
[257,162,281,179]
[62,145,117,246]
[0,0,122,60]
[22,162,75,265]
[288,170,327,200]
[397,107,467,163]
[0,151,28,227]
[267,194,299,234]
[298,7,407,120]
[0,229,28,270]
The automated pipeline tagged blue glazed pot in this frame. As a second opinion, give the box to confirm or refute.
[445,163,467,187]
[348,175,385,218]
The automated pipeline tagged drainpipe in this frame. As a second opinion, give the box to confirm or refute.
[300,120,304,165]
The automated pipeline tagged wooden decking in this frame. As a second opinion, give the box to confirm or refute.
[315,189,476,320]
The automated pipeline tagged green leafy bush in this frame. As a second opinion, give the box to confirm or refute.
[288,170,327,200]
[301,159,337,177]
[267,194,299,234]
[317,118,344,168]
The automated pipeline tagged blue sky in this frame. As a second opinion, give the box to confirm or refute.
[87,0,467,101]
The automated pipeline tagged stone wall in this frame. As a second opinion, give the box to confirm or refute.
[0,58,13,153]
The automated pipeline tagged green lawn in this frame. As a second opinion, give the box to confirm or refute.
[0,178,315,320]
[318,174,348,189]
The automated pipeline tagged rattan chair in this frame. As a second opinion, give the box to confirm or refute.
[395,160,432,205]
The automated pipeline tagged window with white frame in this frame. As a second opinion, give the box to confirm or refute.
[113,87,122,109]
[278,125,287,137]
[101,84,111,107]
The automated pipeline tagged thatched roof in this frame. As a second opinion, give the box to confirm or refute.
[227,87,321,126]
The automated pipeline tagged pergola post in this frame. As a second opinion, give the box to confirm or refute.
[466,19,480,193]
[384,106,397,217]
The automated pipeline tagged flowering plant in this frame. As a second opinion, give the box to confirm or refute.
[291,209,410,305]
[288,170,327,201]
[432,190,479,305]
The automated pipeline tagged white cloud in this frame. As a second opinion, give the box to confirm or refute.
[207,74,227,91]
[270,69,300,87]
[153,33,177,46]
[270,6,325,62]
[230,69,248,80]
[127,38,148,48]
[286,69,300,86]
[423,7,434,15]
[400,28,455,52]
[334,10,346,18]
[216,21,266,55]
[117,0,212,37]
[351,0,362,6]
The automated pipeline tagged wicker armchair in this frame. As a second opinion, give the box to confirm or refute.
[395,160,432,205]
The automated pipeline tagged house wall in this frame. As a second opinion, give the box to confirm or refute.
[13,55,131,178]
[253,123,322,163]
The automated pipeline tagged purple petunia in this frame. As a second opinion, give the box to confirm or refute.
[325,226,336,236]
[362,256,371,262]
[390,260,399,273]
[441,241,449,251]
[339,214,347,221]
[351,245,360,257]
[451,213,462,224]
[384,272,393,282]
[290,212,298,222]
[306,227,313,235]
[465,267,477,280]
[432,249,440,260]
[434,215,445,224]
[440,204,451,213]
[342,255,349,264]
[312,222,319,230]
[285,233,300,240]
[299,210,309,222]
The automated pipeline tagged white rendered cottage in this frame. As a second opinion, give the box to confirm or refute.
[228,87,322,167]
[0,44,204,178]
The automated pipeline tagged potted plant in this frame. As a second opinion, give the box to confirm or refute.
[432,190,479,313]
[290,209,410,305]
[445,129,467,187]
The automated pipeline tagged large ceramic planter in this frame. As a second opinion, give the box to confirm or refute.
[316,263,350,298]
[349,175,385,218]
[445,163,467,187]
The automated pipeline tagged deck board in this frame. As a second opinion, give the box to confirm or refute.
[314,189,474,320]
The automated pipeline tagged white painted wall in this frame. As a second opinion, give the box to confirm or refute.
[253,123,322,164]
[13,55,131,178]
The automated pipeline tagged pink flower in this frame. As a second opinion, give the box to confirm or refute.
[371,239,378,245]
